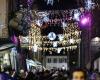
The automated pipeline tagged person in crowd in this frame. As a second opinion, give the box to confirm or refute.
[11,69,20,80]
[71,68,87,80]
[18,69,26,80]
[90,69,100,80]
[0,67,15,80]
[25,71,37,80]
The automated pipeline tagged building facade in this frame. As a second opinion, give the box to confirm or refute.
[45,55,68,70]
[0,0,9,38]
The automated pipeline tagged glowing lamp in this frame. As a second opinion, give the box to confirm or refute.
[80,17,89,25]
[80,13,92,27]
[79,12,92,27]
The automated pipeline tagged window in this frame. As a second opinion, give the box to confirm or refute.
[47,58,51,63]
[64,58,67,63]
[53,58,57,63]
[59,58,63,63]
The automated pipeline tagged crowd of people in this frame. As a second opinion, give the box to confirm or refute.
[0,67,100,80]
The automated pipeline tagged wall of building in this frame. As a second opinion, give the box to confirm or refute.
[94,58,100,72]
[0,50,11,71]
[0,0,8,38]
[45,56,68,70]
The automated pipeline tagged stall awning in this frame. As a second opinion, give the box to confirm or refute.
[0,43,15,51]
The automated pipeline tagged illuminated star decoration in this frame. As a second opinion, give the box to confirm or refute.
[73,9,81,21]
[85,0,95,10]
[46,0,54,6]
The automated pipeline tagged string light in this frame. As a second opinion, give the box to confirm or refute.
[20,9,82,53]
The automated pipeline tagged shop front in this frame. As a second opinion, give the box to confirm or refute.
[0,43,15,71]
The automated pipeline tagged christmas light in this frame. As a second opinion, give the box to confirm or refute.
[36,20,43,27]
[48,32,56,41]
[53,42,57,47]
[58,34,64,41]
[73,10,81,21]
[43,16,49,22]
[62,22,67,28]
[47,0,54,5]
[85,0,95,10]
[69,38,75,44]
[80,12,92,27]
[32,44,38,52]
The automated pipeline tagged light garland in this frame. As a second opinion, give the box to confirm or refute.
[20,21,81,51]
[21,45,78,51]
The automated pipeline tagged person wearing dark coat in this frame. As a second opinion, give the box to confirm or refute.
[0,72,15,80]
[25,71,37,80]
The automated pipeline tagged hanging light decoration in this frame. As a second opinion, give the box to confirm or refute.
[48,32,56,41]
[53,42,57,47]
[57,48,62,53]
[85,0,95,10]
[35,19,43,27]
[43,16,49,22]
[73,9,81,21]
[32,44,38,52]
[58,34,64,41]
[79,12,92,27]
[61,21,67,28]
[9,0,34,36]
[46,0,54,6]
